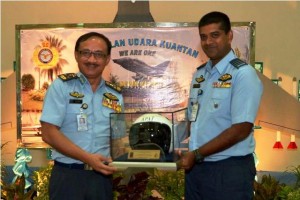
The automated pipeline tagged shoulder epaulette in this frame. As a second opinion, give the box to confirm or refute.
[197,62,207,70]
[230,58,247,69]
[58,73,78,81]
[105,81,122,93]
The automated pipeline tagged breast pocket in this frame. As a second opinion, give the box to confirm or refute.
[102,106,114,118]
[66,104,81,122]
[66,102,82,114]
[210,88,231,112]
[212,88,230,99]
[63,103,82,131]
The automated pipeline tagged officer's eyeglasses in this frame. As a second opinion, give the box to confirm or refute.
[78,50,107,60]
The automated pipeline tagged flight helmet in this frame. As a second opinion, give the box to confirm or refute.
[129,113,173,154]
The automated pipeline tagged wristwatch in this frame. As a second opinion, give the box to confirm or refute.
[193,149,204,163]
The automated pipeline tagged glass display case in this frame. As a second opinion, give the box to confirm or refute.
[110,108,189,171]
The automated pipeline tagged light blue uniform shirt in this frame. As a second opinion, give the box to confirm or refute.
[40,72,124,164]
[188,51,263,161]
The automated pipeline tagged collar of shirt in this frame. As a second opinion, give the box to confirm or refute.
[77,72,88,84]
[205,50,236,76]
[76,72,106,91]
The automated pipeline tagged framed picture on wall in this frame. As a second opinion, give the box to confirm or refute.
[16,22,256,148]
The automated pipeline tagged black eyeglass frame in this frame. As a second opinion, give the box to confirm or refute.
[77,50,108,60]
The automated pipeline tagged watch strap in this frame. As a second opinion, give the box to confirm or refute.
[193,149,204,163]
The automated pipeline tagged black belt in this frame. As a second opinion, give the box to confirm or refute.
[54,160,92,170]
[200,154,254,165]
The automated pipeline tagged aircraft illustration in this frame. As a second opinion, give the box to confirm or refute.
[113,57,170,81]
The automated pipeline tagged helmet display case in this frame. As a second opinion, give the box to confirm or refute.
[110,108,189,171]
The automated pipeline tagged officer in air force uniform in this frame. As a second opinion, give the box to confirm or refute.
[42,72,124,164]
[188,50,263,162]
[41,72,124,200]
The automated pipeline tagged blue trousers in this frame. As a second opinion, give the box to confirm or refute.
[185,154,256,200]
[49,164,113,200]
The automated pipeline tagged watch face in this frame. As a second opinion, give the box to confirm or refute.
[38,48,53,64]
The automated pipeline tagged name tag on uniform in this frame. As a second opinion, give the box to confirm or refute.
[77,114,88,131]
[70,99,83,104]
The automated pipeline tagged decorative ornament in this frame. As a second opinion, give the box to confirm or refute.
[46,148,53,159]
[287,134,298,150]
[292,77,297,98]
[32,40,59,70]
[273,131,283,149]
[12,148,32,189]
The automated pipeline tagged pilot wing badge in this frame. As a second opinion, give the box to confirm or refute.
[113,57,170,81]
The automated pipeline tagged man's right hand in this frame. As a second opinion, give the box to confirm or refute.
[86,153,117,175]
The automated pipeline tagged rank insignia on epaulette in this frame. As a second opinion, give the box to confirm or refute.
[58,73,78,81]
[218,73,232,82]
[195,75,205,83]
[230,58,247,69]
[197,62,207,70]
[69,91,84,98]
[105,81,121,93]
[104,93,119,101]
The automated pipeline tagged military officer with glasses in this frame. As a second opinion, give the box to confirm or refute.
[41,32,124,200]
[78,49,108,60]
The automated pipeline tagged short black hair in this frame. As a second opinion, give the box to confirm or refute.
[75,32,112,55]
[198,11,231,33]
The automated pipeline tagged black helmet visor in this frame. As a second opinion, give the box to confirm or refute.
[129,122,171,154]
